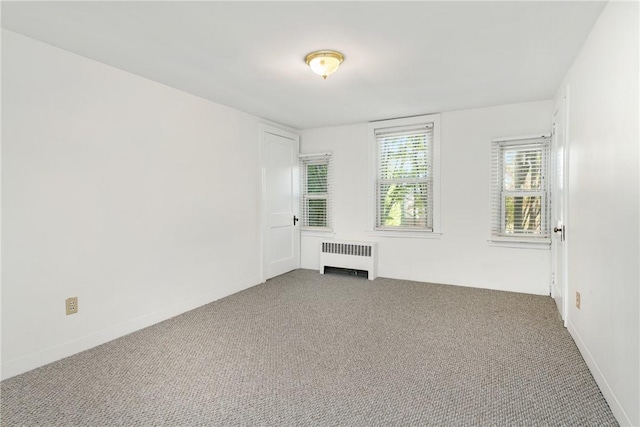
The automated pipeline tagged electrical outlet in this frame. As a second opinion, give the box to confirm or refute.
[575,292,581,310]
[66,297,78,315]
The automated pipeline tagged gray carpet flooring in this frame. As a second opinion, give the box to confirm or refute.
[1,269,617,426]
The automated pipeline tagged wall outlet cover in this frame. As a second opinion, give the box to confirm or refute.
[66,297,78,315]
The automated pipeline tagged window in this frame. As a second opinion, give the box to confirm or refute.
[300,153,332,231]
[370,114,440,234]
[490,136,551,243]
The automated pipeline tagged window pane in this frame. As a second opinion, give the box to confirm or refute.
[307,199,327,227]
[504,195,542,234]
[378,182,430,228]
[503,146,544,191]
[300,155,332,230]
[379,134,429,180]
[374,119,436,232]
[491,137,550,240]
[307,164,327,194]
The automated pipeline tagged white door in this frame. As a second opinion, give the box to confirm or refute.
[551,91,568,324]
[262,127,300,280]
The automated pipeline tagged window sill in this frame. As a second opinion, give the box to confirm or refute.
[301,229,335,238]
[367,230,442,239]
[487,238,551,250]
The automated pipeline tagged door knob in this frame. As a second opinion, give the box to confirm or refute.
[553,227,562,233]
[293,215,299,225]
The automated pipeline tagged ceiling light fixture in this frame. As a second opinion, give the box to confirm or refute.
[305,50,344,80]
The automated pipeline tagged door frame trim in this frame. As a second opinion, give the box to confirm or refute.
[259,124,300,283]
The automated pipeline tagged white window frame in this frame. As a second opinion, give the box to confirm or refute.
[367,114,441,238]
[299,152,332,233]
[489,135,551,248]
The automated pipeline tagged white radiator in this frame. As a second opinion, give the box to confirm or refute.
[320,240,378,280]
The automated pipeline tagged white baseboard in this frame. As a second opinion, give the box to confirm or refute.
[567,320,633,426]
[1,276,261,380]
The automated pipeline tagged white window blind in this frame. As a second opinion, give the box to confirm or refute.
[490,136,551,241]
[300,153,332,230]
[375,123,434,231]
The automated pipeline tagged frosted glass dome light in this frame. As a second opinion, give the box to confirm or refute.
[305,50,344,79]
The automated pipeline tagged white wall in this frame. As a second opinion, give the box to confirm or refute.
[1,30,274,379]
[556,2,639,425]
[301,101,553,295]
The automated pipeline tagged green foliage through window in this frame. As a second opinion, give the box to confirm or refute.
[502,146,544,234]
[301,156,331,229]
[376,125,433,230]
[491,137,550,240]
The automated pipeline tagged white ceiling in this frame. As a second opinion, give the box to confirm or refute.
[2,1,606,130]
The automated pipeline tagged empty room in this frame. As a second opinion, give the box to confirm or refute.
[1,1,638,426]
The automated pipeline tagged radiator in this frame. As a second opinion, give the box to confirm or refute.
[320,240,378,280]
